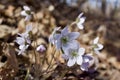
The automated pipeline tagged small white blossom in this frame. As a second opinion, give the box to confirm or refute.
[36,44,46,53]
[93,37,103,54]
[76,13,86,30]
[49,27,61,44]
[63,48,85,67]
[54,26,80,53]
[80,54,93,71]
[15,25,32,55]
[21,6,33,21]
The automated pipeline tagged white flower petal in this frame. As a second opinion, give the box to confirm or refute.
[56,39,61,50]
[77,23,84,29]
[61,26,69,36]
[97,43,103,50]
[76,56,83,65]
[36,45,46,52]
[67,58,76,67]
[23,6,30,10]
[94,49,100,54]
[26,24,32,32]
[16,37,25,45]
[78,13,83,18]
[25,15,31,21]
[19,45,25,50]
[80,17,86,23]
[93,37,99,44]
[21,11,28,16]
[78,48,85,55]
[64,40,79,50]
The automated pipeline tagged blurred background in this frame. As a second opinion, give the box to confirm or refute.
[0,0,120,80]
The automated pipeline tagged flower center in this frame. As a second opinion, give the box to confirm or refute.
[61,36,68,44]
[93,44,98,48]
[71,51,78,57]
[26,10,31,15]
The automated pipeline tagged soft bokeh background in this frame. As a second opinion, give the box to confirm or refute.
[0,0,120,80]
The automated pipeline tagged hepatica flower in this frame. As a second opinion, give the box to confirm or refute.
[65,48,85,67]
[15,25,32,55]
[54,26,80,53]
[49,27,61,45]
[92,37,103,54]
[76,13,86,30]
[80,54,93,71]
[36,44,46,53]
[21,6,33,21]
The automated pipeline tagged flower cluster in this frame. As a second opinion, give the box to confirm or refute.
[50,26,93,71]
[15,24,32,55]
[92,37,104,54]
[16,6,104,73]
[49,13,103,71]
[76,13,86,30]
[21,6,33,21]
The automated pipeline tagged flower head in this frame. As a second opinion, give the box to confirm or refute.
[65,48,85,67]
[21,6,33,21]
[80,54,93,71]
[49,27,61,44]
[36,44,46,53]
[76,13,86,30]
[15,25,32,55]
[93,37,103,54]
[54,26,80,53]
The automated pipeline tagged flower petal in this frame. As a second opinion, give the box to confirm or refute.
[94,49,100,54]
[25,15,31,21]
[15,37,25,45]
[79,17,86,24]
[97,43,103,50]
[21,11,28,16]
[26,24,32,32]
[78,48,85,55]
[78,13,83,18]
[62,40,79,53]
[23,6,30,10]
[68,32,80,40]
[67,58,76,67]
[77,23,84,29]
[76,56,83,65]
[93,37,99,44]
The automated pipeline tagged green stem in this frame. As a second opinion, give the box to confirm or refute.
[24,67,30,80]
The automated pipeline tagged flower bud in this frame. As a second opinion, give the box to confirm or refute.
[36,44,46,53]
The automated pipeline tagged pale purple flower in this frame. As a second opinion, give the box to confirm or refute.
[54,26,80,53]
[21,6,33,21]
[49,27,61,44]
[15,25,32,55]
[65,48,85,67]
[76,13,86,30]
[93,37,103,54]
[36,44,46,53]
[80,54,93,71]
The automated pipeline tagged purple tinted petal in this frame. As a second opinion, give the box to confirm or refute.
[68,32,80,41]
[80,62,89,71]
[67,58,76,67]
[61,27,69,36]
[83,55,93,61]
